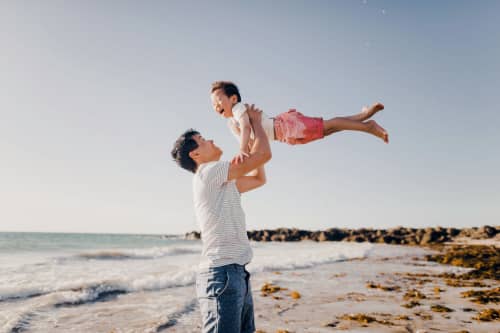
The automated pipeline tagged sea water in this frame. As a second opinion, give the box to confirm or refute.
[0,232,415,333]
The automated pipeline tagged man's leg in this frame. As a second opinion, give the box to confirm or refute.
[241,268,255,333]
[196,265,247,332]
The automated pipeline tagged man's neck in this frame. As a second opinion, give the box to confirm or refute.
[195,157,221,172]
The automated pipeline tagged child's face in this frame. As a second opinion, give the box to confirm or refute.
[211,89,238,119]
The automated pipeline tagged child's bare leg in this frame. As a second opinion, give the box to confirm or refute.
[323,117,389,143]
[345,102,384,122]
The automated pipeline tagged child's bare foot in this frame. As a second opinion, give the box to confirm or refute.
[367,120,389,143]
[361,102,384,121]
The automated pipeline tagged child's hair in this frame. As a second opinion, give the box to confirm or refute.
[211,81,242,102]
[171,129,200,173]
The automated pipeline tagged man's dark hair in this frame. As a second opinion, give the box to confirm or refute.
[211,81,242,102]
[171,129,200,173]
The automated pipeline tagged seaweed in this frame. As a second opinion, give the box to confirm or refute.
[403,289,426,300]
[460,286,500,304]
[430,304,454,312]
[473,308,500,321]
[426,245,499,280]
[366,281,401,291]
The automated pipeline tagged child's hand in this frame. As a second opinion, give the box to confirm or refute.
[231,150,250,165]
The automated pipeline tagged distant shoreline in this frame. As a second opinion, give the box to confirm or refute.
[185,225,500,246]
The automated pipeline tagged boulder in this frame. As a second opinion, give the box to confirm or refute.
[185,231,200,240]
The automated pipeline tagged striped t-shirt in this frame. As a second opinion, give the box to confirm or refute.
[193,160,253,269]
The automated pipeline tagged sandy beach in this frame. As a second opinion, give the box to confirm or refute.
[2,235,498,333]
[165,242,498,333]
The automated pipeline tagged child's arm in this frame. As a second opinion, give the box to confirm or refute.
[228,120,241,141]
[233,112,252,164]
[228,104,272,188]
[239,112,252,154]
[232,130,255,152]
[233,108,268,193]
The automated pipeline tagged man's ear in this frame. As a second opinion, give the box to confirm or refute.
[189,150,199,160]
[229,95,238,104]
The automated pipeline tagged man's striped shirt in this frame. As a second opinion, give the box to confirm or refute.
[193,161,253,269]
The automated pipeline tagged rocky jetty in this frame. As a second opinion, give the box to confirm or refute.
[184,225,499,245]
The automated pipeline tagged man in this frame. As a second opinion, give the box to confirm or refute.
[171,105,271,333]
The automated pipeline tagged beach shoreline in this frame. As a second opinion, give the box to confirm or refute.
[2,232,498,333]
[169,240,499,333]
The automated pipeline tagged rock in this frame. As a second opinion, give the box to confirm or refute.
[270,234,284,242]
[185,231,200,240]
[382,235,397,244]
[353,235,367,243]
[185,225,499,244]
[317,232,329,242]
[324,228,347,241]
[473,225,497,239]
[420,229,439,244]
[289,228,308,241]
[447,227,460,237]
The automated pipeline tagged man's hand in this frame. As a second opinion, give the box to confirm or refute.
[244,104,262,125]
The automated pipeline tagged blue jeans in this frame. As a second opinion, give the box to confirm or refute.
[196,264,255,333]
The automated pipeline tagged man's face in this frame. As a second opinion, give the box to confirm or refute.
[211,89,237,119]
[190,134,222,163]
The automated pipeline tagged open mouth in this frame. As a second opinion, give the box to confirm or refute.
[218,109,224,115]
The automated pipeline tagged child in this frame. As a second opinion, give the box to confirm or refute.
[210,81,389,163]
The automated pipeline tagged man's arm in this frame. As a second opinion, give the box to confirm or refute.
[228,104,271,181]
[235,165,266,193]
[235,137,264,193]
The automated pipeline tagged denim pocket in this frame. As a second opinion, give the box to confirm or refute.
[196,270,230,299]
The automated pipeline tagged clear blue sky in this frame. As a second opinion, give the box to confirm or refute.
[1,1,499,234]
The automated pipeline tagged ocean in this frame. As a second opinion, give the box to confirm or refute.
[0,232,410,333]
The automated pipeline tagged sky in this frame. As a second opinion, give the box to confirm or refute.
[1,1,499,235]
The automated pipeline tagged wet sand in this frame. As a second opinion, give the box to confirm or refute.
[166,241,499,332]
[249,249,498,333]
[28,242,497,333]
